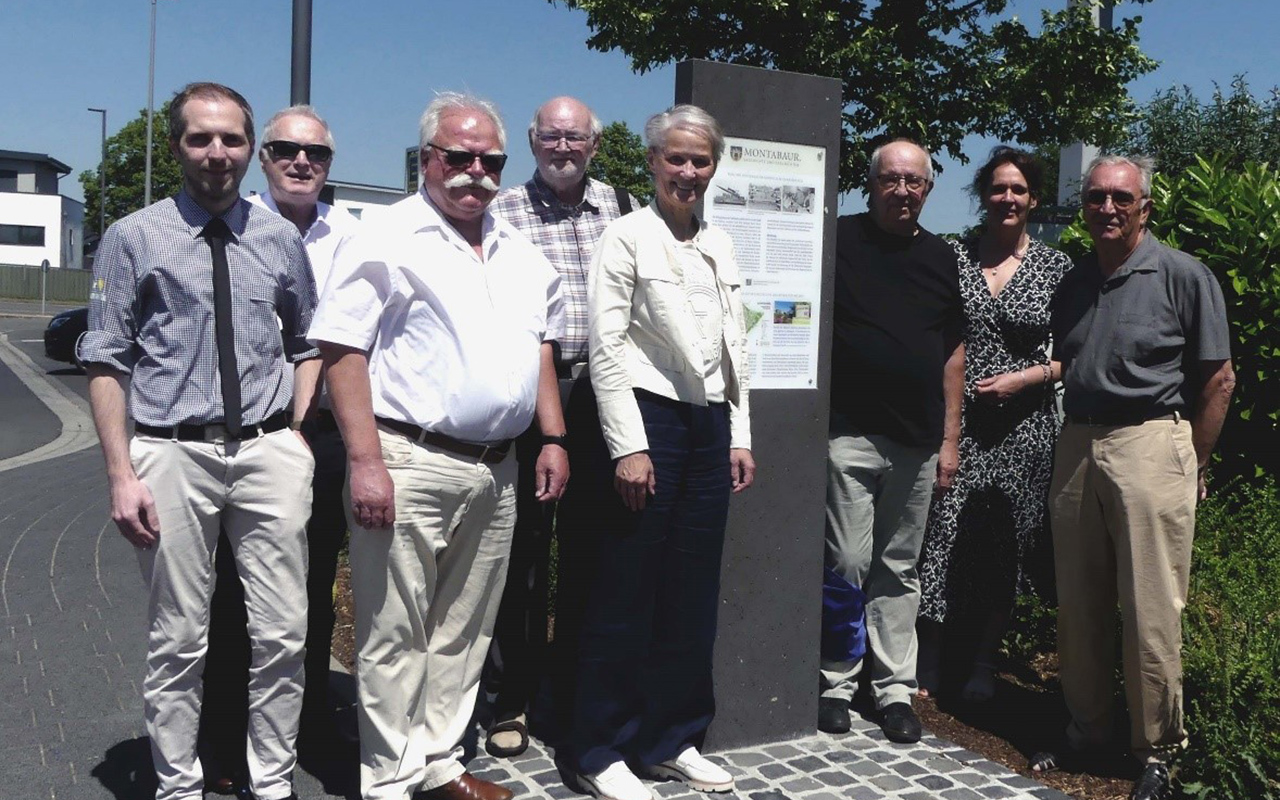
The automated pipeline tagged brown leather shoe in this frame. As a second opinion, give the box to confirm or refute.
[414,772,515,800]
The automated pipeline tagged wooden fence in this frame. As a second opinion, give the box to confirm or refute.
[0,264,93,304]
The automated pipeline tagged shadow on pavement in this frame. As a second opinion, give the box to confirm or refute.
[90,737,158,800]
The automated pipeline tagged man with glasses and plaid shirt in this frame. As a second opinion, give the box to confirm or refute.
[309,91,568,800]
[1042,154,1234,800]
[485,96,640,759]
[819,138,964,745]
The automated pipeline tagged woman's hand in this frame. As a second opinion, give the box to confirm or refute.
[614,452,656,512]
[730,448,755,493]
[974,370,1029,404]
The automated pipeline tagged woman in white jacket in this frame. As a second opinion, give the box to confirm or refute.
[557,105,755,800]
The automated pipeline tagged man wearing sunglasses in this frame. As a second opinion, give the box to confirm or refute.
[1044,155,1234,800]
[819,138,964,745]
[483,96,640,760]
[309,91,567,800]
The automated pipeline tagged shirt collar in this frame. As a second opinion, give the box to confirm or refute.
[529,171,602,213]
[1101,230,1160,284]
[411,187,507,254]
[253,191,330,239]
[176,189,248,241]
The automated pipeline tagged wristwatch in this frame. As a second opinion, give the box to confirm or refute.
[541,433,569,450]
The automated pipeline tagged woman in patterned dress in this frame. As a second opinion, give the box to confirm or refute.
[916,147,1071,701]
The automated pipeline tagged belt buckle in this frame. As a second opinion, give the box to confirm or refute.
[205,424,229,442]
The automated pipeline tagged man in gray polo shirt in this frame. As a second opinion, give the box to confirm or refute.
[1044,154,1235,800]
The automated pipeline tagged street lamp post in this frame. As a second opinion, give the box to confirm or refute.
[145,0,159,207]
[291,0,313,104]
[87,108,107,243]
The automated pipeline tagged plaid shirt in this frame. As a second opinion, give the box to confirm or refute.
[82,191,319,427]
[491,172,639,363]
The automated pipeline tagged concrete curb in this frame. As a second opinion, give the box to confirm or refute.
[0,332,97,473]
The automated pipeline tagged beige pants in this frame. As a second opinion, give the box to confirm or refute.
[1049,418,1196,763]
[132,429,314,800]
[351,429,517,800]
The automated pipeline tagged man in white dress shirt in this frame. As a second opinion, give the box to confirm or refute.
[308,92,568,800]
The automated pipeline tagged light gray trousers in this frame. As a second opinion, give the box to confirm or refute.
[821,416,937,709]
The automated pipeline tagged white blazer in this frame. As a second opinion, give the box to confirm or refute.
[588,202,752,459]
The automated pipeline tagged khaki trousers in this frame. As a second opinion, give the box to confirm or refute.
[132,430,314,800]
[351,430,517,800]
[1049,418,1197,763]
[821,417,938,708]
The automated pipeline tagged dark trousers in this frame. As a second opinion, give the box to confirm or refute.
[485,425,556,723]
[557,387,731,775]
[200,421,347,773]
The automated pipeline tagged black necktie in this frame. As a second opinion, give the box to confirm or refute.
[202,218,242,437]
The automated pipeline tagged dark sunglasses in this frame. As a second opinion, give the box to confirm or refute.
[1083,189,1144,210]
[428,142,508,172]
[265,140,333,163]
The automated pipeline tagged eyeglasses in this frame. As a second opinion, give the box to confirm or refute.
[874,174,928,191]
[1083,189,1145,210]
[428,142,508,172]
[265,140,333,163]
[535,131,593,149]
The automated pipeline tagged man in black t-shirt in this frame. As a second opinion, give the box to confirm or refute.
[819,139,964,743]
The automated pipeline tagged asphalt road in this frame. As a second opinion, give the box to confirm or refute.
[0,316,88,461]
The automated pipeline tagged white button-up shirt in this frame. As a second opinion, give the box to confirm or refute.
[307,189,565,445]
[249,191,361,296]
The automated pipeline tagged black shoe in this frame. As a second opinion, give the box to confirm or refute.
[1130,762,1170,800]
[880,702,921,743]
[817,697,851,734]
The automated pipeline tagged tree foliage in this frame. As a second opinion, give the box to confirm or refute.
[553,0,1156,192]
[79,101,183,242]
[588,121,653,204]
[1125,76,1280,176]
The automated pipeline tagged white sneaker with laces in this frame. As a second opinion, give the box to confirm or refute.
[577,761,654,800]
[644,746,735,793]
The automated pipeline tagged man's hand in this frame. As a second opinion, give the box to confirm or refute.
[974,371,1026,404]
[730,448,756,493]
[1198,467,1209,501]
[535,444,569,502]
[615,452,656,512]
[349,458,395,529]
[936,439,959,491]
[109,474,160,549]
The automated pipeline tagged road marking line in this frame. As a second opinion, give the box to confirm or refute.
[18,338,43,343]
[0,332,96,472]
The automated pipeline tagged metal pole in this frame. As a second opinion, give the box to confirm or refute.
[41,260,49,315]
[291,0,313,104]
[88,108,107,242]
[145,0,157,207]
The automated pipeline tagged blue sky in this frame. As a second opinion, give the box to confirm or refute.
[4,0,1278,235]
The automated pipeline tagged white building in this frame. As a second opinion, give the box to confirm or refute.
[0,150,85,270]
[320,180,407,224]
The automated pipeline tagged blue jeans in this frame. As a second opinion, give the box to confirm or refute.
[558,387,731,775]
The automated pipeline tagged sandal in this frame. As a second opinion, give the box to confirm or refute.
[1029,750,1062,773]
[485,716,530,758]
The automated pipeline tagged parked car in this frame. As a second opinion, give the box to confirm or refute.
[44,307,88,369]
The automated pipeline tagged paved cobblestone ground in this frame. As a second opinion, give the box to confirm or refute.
[0,449,1071,799]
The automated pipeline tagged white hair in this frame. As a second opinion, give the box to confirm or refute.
[1083,153,1156,198]
[261,104,335,151]
[867,138,934,183]
[419,91,506,151]
[644,104,725,164]
[527,97,603,147]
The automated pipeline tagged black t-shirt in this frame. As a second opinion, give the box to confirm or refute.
[830,213,962,447]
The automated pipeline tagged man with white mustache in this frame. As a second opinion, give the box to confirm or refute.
[307,92,568,800]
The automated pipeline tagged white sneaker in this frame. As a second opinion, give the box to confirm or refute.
[644,746,735,793]
[577,761,654,800]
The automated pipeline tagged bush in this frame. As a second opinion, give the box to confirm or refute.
[1178,480,1280,800]
[1057,155,1280,481]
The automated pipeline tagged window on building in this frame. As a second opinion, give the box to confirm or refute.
[0,224,46,246]
[0,169,17,192]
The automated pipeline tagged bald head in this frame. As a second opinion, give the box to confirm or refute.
[528,96,602,203]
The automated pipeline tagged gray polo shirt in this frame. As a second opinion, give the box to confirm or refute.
[1051,232,1230,422]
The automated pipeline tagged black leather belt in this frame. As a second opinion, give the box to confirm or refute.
[1066,411,1181,426]
[135,411,289,441]
[376,417,512,464]
[556,360,589,381]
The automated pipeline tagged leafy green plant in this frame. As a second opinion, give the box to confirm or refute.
[1177,480,1280,800]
